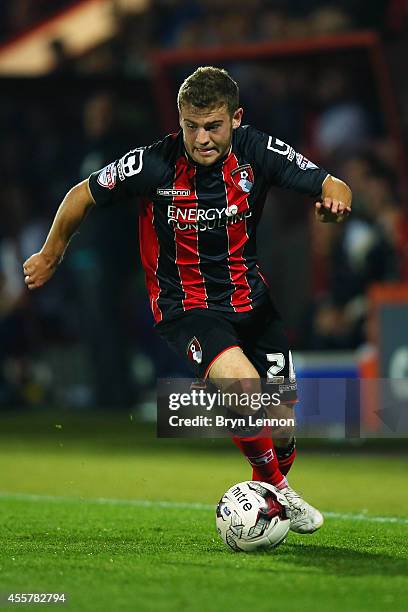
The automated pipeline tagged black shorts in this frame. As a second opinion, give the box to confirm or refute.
[155,299,297,402]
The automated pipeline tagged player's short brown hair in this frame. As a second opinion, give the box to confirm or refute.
[177,66,239,116]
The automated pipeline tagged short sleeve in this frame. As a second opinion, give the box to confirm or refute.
[250,129,328,197]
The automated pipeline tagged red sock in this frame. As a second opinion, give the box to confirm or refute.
[232,428,287,489]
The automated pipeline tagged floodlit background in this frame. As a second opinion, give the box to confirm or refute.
[0,0,407,423]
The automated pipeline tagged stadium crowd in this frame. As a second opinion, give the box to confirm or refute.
[1,1,407,407]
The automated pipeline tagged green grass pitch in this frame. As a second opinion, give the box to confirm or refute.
[0,414,407,611]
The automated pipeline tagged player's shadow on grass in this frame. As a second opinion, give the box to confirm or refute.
[277,543,408,577]
[164,543,407,578]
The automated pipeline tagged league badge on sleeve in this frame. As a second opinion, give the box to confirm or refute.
[295,153,318,171]
[97,163,117,189]
[231,165,254,194]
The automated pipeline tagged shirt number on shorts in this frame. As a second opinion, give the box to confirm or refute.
[266,351,296,384]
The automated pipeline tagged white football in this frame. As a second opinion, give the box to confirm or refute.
[216,481,290,552]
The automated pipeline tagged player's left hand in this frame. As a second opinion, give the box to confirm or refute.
[315,198,351,223]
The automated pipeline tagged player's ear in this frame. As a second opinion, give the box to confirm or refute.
[232,107,243,129]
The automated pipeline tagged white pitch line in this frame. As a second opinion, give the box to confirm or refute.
[0,491,408,525]
[0,492,213,511]
[323,511,408,525]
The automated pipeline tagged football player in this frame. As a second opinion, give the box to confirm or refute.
[23,67,351,534]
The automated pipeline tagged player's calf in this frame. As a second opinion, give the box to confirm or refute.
[275,436,297,476]
[264,401,296,444]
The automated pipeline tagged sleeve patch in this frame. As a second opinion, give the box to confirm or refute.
[266,136,295,161]
[117,149,144,180]
[295,153,318,171]
[97,163,117,190]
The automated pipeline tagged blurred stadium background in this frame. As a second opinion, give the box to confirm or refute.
[1,4,408,610]
[1,0,408,421]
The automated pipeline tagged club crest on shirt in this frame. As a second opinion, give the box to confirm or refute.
[230,164,254,193]
[186,336,203,365]
[97,163,117,189]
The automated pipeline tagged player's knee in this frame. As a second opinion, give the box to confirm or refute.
[219,376,261,416]
[238,376,261,397]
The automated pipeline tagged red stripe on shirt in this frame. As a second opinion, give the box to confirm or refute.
[173,156,207,310]
[222,154,252,312]
[139,198,162,322]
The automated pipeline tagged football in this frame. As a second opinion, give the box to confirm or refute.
[216,481,291,552]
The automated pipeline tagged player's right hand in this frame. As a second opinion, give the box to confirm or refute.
[23,252,59,290]
[315,198,351,223]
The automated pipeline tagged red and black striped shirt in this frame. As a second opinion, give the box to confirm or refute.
[88,126,328,323]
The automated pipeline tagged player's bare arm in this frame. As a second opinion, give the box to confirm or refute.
[23,179,95,290]
[315,174,352,223]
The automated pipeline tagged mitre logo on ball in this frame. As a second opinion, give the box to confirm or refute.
[230,164,254,193]
[186,337,202,364]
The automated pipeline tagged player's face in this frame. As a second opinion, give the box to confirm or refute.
[179,104,243,166]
